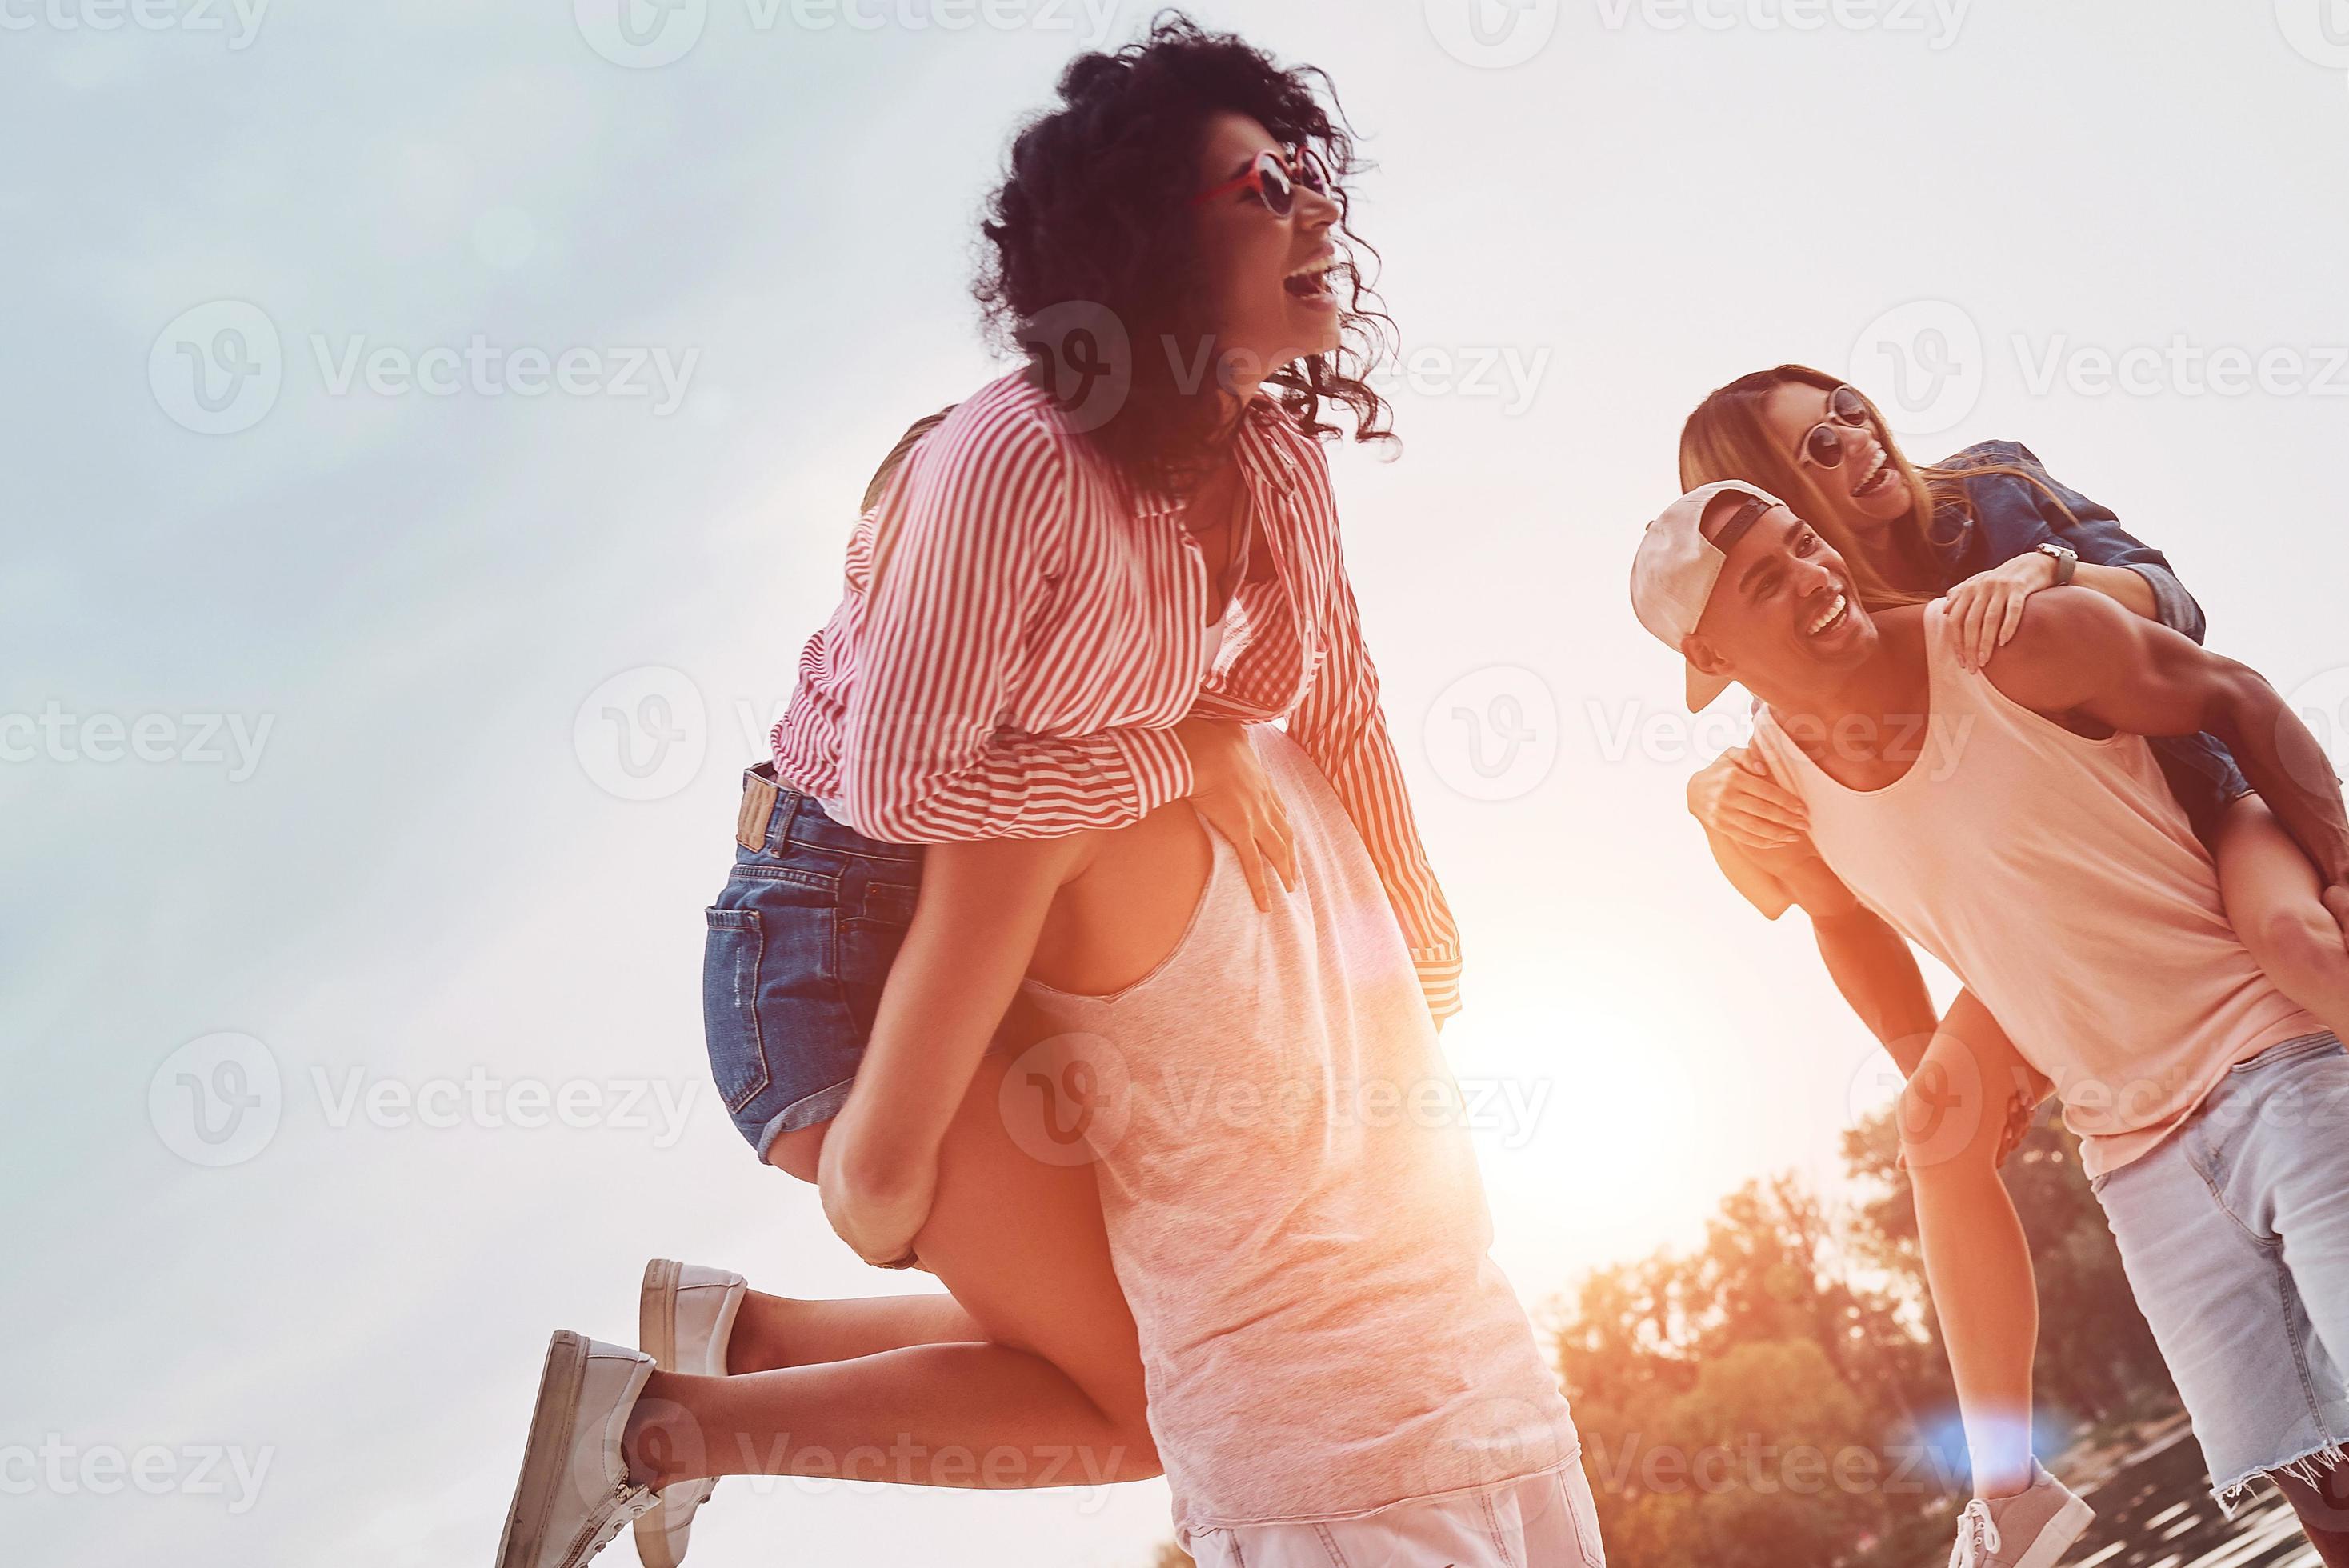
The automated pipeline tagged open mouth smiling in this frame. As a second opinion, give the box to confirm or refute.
[1806,590,1850,639]
[1282,251,1338,302]
[1850,446,1895,501]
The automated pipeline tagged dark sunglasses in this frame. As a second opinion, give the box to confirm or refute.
[1796,385,1875,468]
[1191,146,1331,218]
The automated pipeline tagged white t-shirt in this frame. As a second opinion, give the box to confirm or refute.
[1016,726,1579,1534]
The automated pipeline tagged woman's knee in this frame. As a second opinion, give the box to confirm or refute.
[1895,1052,1993,1172]
[1090,1394,1161,1480]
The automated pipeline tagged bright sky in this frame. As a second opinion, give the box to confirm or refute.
[12,2,2349,1563]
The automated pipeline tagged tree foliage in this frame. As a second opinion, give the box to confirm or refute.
[1553,1104,2175,1566]
[1147,1106,2177,1568]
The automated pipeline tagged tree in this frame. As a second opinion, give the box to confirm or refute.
[1553,1102,2186,1566]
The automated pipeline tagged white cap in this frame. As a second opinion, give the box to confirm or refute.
[1629,479,1782,712]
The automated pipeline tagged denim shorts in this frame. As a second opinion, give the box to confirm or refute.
[702,765,923,1157]
[2091,1030,2349,1511]
[2148,731,2254,844]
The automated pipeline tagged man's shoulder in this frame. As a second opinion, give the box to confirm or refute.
[1977,585,2133,710]
[1998,582,2131,659]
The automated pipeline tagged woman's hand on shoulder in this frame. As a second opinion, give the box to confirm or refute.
[1687,746,1807,851]
[1174,715,1298,912]
[1946,550,2062,673]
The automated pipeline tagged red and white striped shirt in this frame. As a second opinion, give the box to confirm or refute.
[772,370,1460,1022]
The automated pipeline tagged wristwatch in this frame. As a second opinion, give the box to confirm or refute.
[2035,542,2079,586]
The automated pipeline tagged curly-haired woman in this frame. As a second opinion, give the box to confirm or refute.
[490,20,1591,1568]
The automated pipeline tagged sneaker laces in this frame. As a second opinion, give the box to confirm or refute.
[580,1484,658,1562]
[1949,1498,2002,1568]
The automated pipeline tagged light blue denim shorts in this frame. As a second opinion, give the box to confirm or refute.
[2091,1030,2349,1511]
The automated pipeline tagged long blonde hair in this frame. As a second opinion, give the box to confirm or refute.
[1676,364,2075,610]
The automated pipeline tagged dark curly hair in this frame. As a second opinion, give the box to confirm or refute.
[974,11,1398,491]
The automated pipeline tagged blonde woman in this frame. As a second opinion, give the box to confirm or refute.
[1679,366,2347,1030]
[1675,365,2349,1567]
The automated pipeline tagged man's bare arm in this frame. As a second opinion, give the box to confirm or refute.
[1985,587,2349,894]
[1725,832,2048,1154]
[1703,823,1795,919]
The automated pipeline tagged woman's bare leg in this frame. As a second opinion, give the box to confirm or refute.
[622,1051,1156,1490]
[706,1122,988,1374]
[2216,794,2349,1038]
[1899,998,2039,1501]
[720,1288,983,1374]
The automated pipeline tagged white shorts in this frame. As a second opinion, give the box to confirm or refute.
[1183,1465,1608,1568]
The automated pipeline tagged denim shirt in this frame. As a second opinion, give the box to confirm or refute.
[1926,440,2247,833]
[1925,439,2205,642]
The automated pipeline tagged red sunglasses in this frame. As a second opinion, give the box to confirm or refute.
[1191,146,1331,218]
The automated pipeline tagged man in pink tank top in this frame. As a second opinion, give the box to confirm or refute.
[1631,482,2349,1565]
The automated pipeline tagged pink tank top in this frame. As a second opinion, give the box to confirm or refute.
[1751,602,2324,1178]
[1013,726,1576,1534]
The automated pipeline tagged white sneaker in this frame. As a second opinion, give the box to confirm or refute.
[1949,1461,2095,1568]
[493,1332,659,1568]
[634,1260,749,1568]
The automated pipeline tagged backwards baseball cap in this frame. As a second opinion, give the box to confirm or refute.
[1629,479,1783,712]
